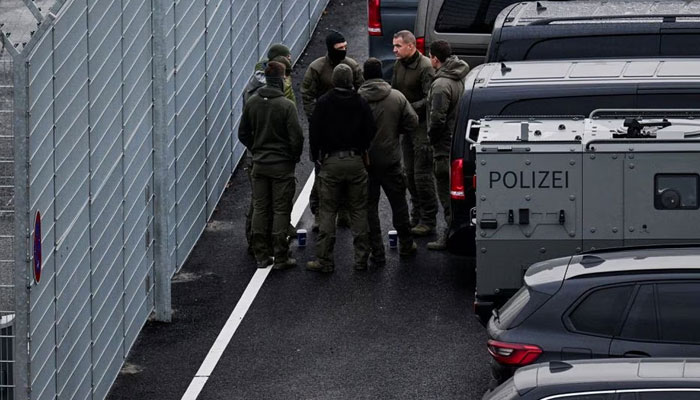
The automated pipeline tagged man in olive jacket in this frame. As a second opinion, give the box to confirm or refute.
[239,62,304,269]
[243,43,297,255]
[391,30,438,237]
[426,40,469,251]
[358,58,419,266]
[301,31,363,227]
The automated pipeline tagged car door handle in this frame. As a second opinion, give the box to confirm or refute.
[623,351,650,358]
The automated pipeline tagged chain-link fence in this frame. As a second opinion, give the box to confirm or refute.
[0,0,329,398]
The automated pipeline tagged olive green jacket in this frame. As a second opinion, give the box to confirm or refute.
[391,50,434,123]
[300,55,364,118]
[428,56,469,156]
[358,79,418,168]
[238,86,304,165]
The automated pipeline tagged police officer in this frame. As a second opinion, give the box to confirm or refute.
[358,58,419,265]
[243,44,297,255]
[301,31,363,230]
[239,62,304,269]
[307,64,375,272]
[426,40,469,250]
[391,30,438,237]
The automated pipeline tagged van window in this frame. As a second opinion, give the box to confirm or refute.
[498,95,635,116]
[620,285,658,341]
[657,283,700,343]
[435,0,521,34]
[661,32,700,56]
[523,36,659,60]
[637,93,700,109]
[496,285,550,329]
[568,285,634,336]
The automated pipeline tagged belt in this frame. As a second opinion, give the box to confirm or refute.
[323,150,360,159]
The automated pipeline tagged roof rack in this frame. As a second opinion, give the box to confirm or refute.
[528,14,700,25]
[589,108,700,119]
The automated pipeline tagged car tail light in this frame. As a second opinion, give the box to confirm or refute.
[368,0,382,36]
[416,37,425,54]
[487,340,542,366]
[451,158,465,200]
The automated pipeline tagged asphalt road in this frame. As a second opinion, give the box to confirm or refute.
[107,1,491,398]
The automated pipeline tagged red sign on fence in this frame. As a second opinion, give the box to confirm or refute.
[33,211,41,283]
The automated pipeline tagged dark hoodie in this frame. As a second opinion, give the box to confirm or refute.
[427,55,470,156]
[358,79,418,168]
[310,67,375,162]
[238,85,304,165]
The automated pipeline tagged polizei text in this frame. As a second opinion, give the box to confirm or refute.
[488,170,570,189]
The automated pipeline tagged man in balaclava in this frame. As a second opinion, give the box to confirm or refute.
[301,31,363,232]
[239,61,304,270]
[242,44,297,255]
[306,64,375,273]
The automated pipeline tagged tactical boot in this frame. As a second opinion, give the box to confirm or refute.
[427,235,447,251]
[306,260,334,273]
[257,257,273,269]
[399,241,418,257]
[273,258,297,270]
[411,224,434,236]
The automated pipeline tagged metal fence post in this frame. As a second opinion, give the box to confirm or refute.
[152,0,172,323]
[11,47,30,400]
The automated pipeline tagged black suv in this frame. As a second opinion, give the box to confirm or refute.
[483,358,700,400]
[486,246,700,382]
[487,0,700,63]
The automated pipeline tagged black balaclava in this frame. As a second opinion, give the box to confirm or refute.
[325,31,347,65]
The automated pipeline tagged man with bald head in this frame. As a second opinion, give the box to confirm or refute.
[391,30,438,238]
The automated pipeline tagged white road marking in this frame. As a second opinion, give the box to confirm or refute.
[181,171,315,400]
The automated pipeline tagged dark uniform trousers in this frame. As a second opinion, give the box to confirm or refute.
[402,122,438,227]
[251,162,296,262]
[433,153,452,234]
[367,162,412,259]
[316,155,370,266]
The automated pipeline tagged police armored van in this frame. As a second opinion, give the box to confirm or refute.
[449,58,700,257]
[472,110,700,321]
[487,0,700,63]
